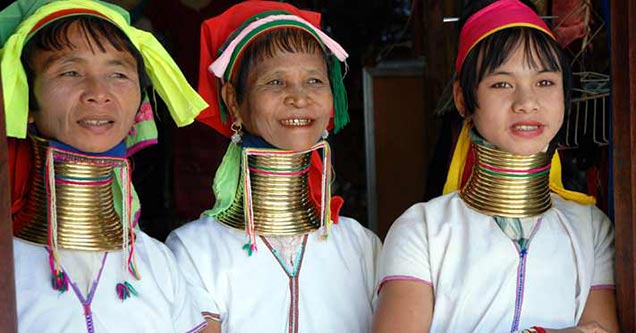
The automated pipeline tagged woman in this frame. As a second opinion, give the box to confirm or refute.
[166,2,380,333]
[3,0,208,331]
[373,1,618,332]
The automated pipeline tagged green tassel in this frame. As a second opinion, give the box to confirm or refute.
[329,55,349,133]
[125,281,138,296]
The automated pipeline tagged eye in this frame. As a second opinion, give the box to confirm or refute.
[111,72,130,79]
[308,78,324,84]
[267,79,283,85]
[61,70,79,77]
[491,82,512,89]
[537,79,555,87]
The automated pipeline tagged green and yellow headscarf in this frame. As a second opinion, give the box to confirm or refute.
[0,0,208,140]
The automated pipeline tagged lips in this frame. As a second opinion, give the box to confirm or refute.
[280,118,313,127]
[510,121,545,137]
[79,119,113,126]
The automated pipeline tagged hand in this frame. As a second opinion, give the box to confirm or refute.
[547,321,610,333]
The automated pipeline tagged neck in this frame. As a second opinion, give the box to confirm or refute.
[217,145,321,236]
[460,138,552,218]
[13,135,130,251]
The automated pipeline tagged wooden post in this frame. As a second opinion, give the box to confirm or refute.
[610,0,636,331]
[0,79,18,331]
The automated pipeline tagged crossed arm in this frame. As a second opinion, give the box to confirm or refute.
[372,281,619,333]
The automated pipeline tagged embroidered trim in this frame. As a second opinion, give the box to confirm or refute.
[377,275,433,295]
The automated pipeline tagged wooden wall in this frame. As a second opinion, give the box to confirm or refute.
[610,0,636,331]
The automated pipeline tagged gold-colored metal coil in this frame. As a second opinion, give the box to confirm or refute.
[217,151,320,235]
[13,136,125,251]
[459,143,552,218]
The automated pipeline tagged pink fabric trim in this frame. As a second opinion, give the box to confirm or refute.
[590,284,616,291]
[456,0,555,72]
[248,166,310,176]
[135,103,154,122]
[377,275,432,295]
[55,178,111,186]
[202,311,221,322]
[185,321,208,333]
[210,14,348,81]
[126,139,158,157]
[479,161,551,174]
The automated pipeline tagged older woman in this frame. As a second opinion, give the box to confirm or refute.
[166,2,381,333]
[3,0,208,331]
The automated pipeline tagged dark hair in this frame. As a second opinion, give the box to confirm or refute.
[21,16,150,111]
[233,28,328,103]
[457,0,571,116]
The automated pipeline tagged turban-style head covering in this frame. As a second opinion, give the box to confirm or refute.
[196,0,349,138]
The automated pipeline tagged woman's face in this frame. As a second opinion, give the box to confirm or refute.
[30,22,141,153]
[236,50,332,151]
[470,44,564,155]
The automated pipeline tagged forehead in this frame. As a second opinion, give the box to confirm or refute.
[249,49,327,73]
[29,21,137,72]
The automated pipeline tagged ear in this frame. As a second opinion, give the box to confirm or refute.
[221,82,242,121]
[453,81,467,118]
[27,112,35,124]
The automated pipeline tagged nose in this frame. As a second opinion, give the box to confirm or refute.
[284,84,310,108]
[81,76,112,105]
[512,86,539,113]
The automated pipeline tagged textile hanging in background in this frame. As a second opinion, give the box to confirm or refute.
[552,0,589,48]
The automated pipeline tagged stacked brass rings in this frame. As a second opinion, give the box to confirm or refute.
[460,143,552,218]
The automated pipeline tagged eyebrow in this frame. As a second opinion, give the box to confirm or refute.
[486,68,559,76]
[41,53,136,72]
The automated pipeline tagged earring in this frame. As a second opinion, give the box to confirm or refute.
[231,121,243,144]
[321,129,329,140]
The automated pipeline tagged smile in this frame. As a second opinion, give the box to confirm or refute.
[514,124,541,131]
[79,119,113,126]
[280,118,313,126]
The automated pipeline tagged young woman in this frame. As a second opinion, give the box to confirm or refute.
[166,2,380,333]
[373,1,618,332]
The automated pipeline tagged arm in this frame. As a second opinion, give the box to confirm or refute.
[576,289,619,332]
[373,280,434,333]
[199,319,221,333]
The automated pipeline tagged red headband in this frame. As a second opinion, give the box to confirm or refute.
[455,0,555,72]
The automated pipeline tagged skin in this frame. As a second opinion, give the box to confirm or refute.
[29,22,141,153]
[373,43,619,333]
[222,50,332,151]
[200,320,221,333]
[454,44,564,156]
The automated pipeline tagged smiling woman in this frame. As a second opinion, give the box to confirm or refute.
[373,1,619,333]
[165,2,381,333]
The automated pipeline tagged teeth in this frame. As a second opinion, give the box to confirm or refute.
[515,125,539,131]
[81,120,111,126]
[281,119,312,126]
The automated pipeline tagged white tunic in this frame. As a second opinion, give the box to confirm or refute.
[378,192,615,333]
[166,216,381,333]
[14,231,206,333]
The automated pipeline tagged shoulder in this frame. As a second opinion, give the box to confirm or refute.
[551,194,612,230]
[329,216,382,253]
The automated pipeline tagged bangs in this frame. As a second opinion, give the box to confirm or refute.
[245,28,324,66]
[25,16,132,55]
[476,28,562,81]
